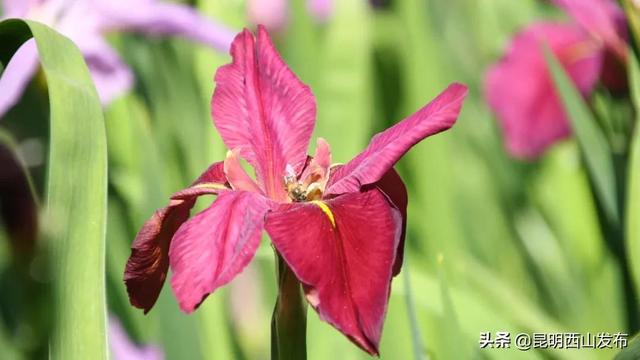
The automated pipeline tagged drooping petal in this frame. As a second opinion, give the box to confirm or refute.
[94,0,235,52]
[0,40,39,119]
[124,162,228,313]
[169,190,271,312]
[484,22,603,158]
[368,168,407,276]
[552,0,627,59]
[193,161,228,184]
[211,26,317,200]
[224,148,262,193]
[264,189,402,355]
[325,83,467,196]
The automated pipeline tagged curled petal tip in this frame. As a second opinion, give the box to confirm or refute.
[325,83,468,196]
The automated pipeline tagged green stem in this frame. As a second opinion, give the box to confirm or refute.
[271,253,307,360]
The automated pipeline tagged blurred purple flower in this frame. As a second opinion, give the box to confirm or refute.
[247,0,333,30]
[307,0,333,22]
[109,315,163,360]
[0,0,236,118]
[484,0,627,159]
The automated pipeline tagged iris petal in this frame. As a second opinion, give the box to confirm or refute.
[211,26,317,200]
[484,22,602,158]
[325,83,467,196]
[124,161,227,313]
[265,188,402,355]
[224,148,263,193]
[169,190,271,312]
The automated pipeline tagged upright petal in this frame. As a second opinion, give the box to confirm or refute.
[310,137,331,175]
[212,26,317,200]
[553,0,627,59]
[0,40,39,119]
[265,189,402,355]
[124,162,228,313]
[325,83,467,196]
[484,22,602,158]
[94,0,235,52]
[169,190,271,312]
[300,137,332,187]
[224,148,262,193]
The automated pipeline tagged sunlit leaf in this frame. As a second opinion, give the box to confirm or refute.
[615,334,640,360]
[622,0,640,59]
[626,53,640,303]
[0,19,108,359]
[543,45,619,224]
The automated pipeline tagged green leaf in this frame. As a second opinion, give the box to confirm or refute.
[626,53,640,305]
[543,45,619,224]
[615,334,640,360]
[622,0,640,60]
[0,19,108,359]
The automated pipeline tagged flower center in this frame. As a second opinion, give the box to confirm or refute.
[283,165,323,202]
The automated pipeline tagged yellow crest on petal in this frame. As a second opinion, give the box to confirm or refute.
[310,200,336,228]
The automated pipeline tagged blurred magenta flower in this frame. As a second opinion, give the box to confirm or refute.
[0,0,235,118]
[247,0,332,30]
[109,315,163,360]
[484,0,627,159]
[124,26,467,354]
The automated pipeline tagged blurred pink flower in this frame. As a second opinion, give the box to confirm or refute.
[247,0,333,30]
[307,0,333,22]
[484,0,627,159]
[109,316,163,360]
[247,0,289,31]
[0,0,235,118]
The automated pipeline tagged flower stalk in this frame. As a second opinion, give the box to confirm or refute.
[271,252,307,360]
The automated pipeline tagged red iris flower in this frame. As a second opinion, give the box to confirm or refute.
[124,26,467,355]
[484,0,627,159]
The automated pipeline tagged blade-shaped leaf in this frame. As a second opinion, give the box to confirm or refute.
[622,0,640,60]
[543,45,619,224]
[626,53,640,302]
[615,334,640,360]
[0,19,108,359]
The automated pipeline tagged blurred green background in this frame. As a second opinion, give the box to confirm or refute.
[1,0,639,359]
